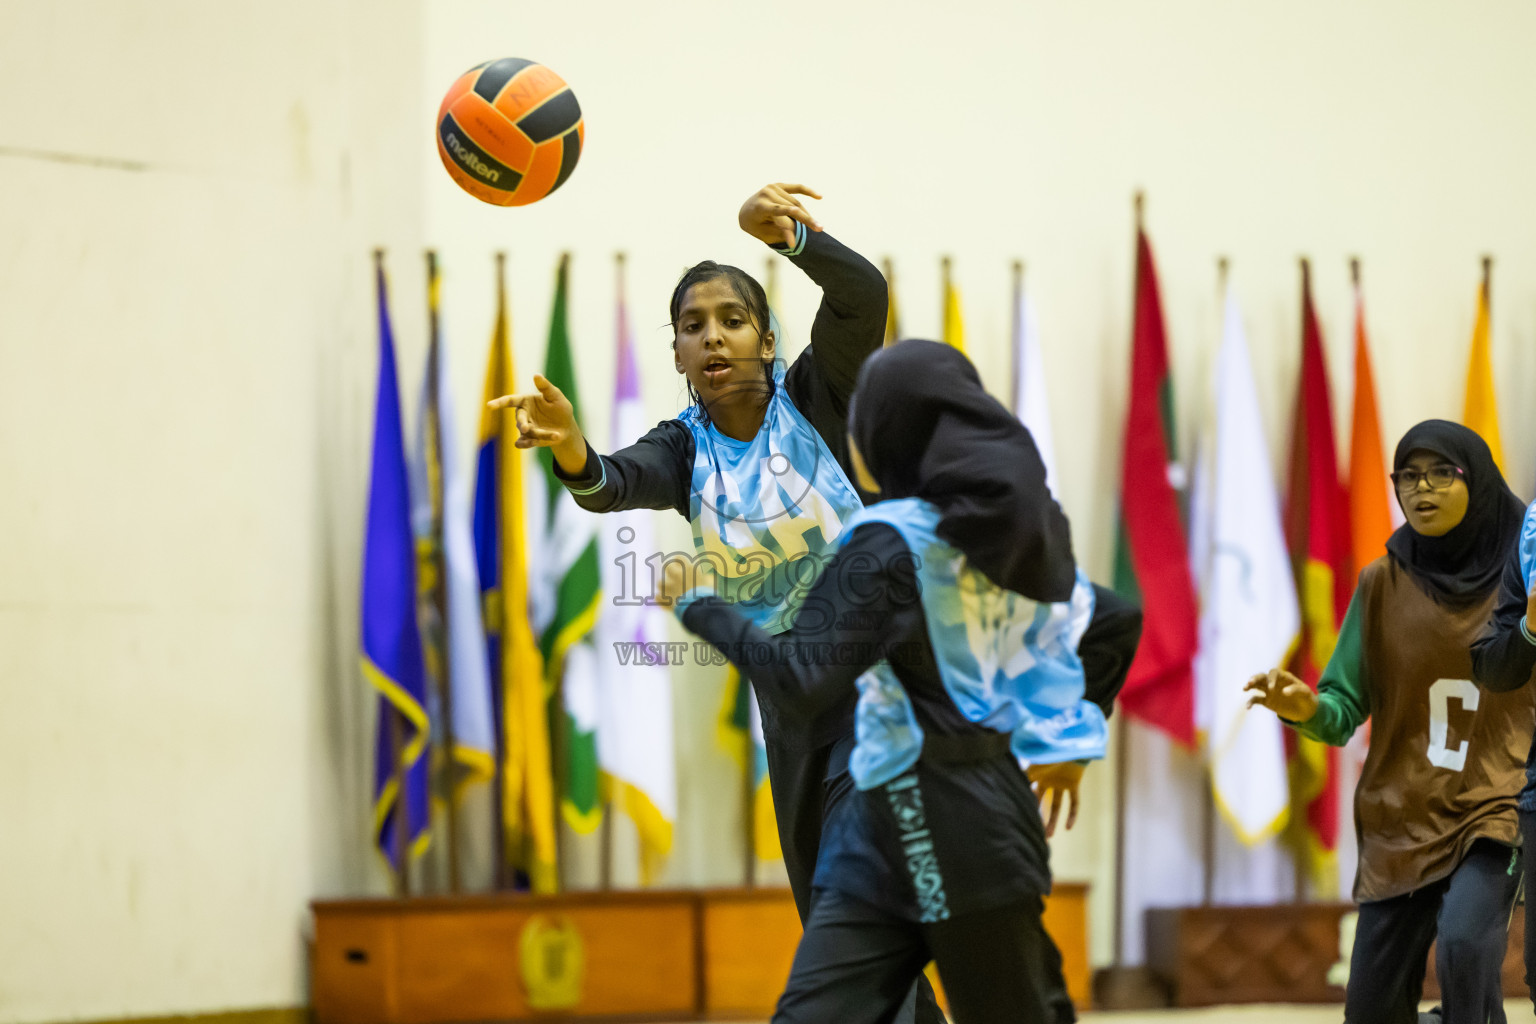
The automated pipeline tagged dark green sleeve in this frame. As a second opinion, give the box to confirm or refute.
[1288,588,1370,746]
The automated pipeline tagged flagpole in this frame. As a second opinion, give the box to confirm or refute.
[1010,260,1024,415]
[426,250,463,895]
[941,256,952,346]
[882,256,898,346]
[1291,255,1312,905]
[1199,257,1231,909]
[1109,193,1144,971]
[1482,254,1492,307]
[491,250,511,892]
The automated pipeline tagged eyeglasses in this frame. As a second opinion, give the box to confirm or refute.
[1390,464,1464,494]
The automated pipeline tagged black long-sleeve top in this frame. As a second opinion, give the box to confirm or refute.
[551,228,887,514]
[681,522,1143,915]
[1471,553,1536,694]
[1470,548,1536,812]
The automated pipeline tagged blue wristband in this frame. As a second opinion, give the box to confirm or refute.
[1521,615,1536,647]
[771,220,807,257]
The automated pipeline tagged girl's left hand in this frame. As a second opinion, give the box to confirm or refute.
[658,559,689,608]
[1027,761,1085,838]
[738,183,824,247]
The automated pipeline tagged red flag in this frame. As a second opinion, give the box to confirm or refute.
[1112,222,1199,747]
[1284,260,1351,896]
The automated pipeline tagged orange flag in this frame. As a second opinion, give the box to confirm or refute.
[1347,263,1396,573]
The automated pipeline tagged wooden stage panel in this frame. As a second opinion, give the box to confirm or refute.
[392,903,696,1022]
[312,884,1092,1022]
[1043,884,1092,1008]
[700,890,801,1017]
[312,910,396,1024]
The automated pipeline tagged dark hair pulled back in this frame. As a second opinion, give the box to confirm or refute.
[669,261,776,419]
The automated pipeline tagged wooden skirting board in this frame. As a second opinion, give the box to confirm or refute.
[1145,903,1529,1007]
[311,884,1090,1023]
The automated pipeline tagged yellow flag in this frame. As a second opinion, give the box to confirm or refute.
[1462,266,1504,471]
[882,257,900,346]
[478,255,558,893]
[942,258,965,353]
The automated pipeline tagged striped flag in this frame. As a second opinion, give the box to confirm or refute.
[1112,220,1199,746]
[941,258,965,353]
[473,255,557,892]
[595,254,678,882]
[1462,260,1505,472]
[1011,263,1058,496]
[363,254,432,878]
[410,254,496,807]
[532,255,604,834]
[1283,260,1350,898]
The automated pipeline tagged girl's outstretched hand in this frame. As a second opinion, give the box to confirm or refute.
[1244,667,1319,723]
[1027,760,1084,838]
[739,183,824,247]
[487,374,586,471]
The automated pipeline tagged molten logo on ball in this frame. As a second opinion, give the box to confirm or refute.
[443,131,500,183]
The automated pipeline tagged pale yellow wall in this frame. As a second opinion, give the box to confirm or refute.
[4,0,1536,1020]
[0,0,427,1020]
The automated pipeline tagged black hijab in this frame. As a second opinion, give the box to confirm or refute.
[1384,419,1524,607]
[848,339,1076,602]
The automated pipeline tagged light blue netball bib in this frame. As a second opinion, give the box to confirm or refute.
[843,498,1108,791]
[1520,501,1536,593]
[680,364,865,634]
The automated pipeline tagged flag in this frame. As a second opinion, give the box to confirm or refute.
[716,667,780,862]
[531,254,604,833]
[1347,267,1398,573]
[594,254,678,882]
[1283,261,1351,897]
[363,254,431,876]
[473,255,557,892]
[1112,222,1199,747]
[1462,263,1505,471]
[1196,283,1298,846]
[410,254,495,803]
[1011,264,1058,495]
[941,258,965,353]
[882,257,901,345]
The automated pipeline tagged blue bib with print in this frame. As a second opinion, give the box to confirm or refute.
[842,497,1108,790]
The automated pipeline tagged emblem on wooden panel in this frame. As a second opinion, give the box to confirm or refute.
[519,914,585,1010]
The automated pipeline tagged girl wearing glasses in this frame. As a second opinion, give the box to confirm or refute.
[1246,419,1531,1024]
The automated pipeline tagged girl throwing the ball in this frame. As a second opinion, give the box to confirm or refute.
[493,184,945,1023]
[660,340,1140,1024]
[1246,420,1531,1024]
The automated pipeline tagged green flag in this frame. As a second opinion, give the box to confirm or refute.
[535,253,603,833]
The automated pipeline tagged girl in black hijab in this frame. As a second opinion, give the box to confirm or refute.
[665,340,1141,1024]
[1247,420,1530,1024]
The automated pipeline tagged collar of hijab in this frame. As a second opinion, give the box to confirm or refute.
[849,339,1075,602]
[1384,418,1524,607]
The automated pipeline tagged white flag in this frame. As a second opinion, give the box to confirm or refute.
[1012,276,1059,495]
[594,266,677,882]
[1198,285,1298,845]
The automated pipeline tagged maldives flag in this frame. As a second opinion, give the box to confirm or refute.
[1283,260,1351,897]
[1112,222,1199,747]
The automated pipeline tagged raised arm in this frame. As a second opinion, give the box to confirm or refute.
[489,373,691,515]
[672,523,922,719]
[1471,549,1536,693]
[735,183,886,409]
